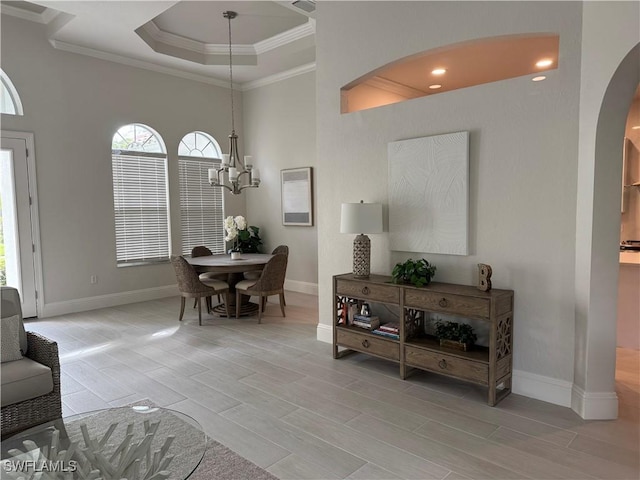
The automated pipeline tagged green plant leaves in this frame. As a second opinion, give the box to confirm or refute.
[237,225,263,253]
[434,320,477,344]
[391,258,436,287]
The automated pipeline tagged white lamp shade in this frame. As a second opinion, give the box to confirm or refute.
[340,203,383,234]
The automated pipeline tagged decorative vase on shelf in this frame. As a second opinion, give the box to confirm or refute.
[231,251,241,260]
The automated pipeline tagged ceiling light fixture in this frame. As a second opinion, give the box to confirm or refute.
[431,68,446,75]
[532,76,546,82]
[208,11,260,195]
[429,84,442,89]
[536,59,553,68]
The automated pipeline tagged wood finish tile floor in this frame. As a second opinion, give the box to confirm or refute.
[25,292,639,480]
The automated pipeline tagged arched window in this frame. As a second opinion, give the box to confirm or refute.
[111,123,169,265]
[179,131,222,158]
[1,69,24,115]
[178,131,225,255]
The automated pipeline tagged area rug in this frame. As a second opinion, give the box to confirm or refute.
[190,439,278,480]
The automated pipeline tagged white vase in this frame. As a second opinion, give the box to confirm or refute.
[231,252,241,260]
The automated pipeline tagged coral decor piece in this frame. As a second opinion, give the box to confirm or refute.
[1,420,175,480]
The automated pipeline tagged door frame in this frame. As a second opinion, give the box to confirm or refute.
[1,130,44,317]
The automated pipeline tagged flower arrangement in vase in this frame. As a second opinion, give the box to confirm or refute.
[223,216,263,257]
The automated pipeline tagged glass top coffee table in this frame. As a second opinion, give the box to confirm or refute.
[1,405,206,479]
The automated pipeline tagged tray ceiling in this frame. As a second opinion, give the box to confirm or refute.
[1,1,316,87]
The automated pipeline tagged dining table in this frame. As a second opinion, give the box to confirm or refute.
[187,253,274,316]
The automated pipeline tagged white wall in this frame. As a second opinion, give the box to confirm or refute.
[242,72,318,293]
[0,15,246,314]
[574,1,639,418]
[315,1,583,404]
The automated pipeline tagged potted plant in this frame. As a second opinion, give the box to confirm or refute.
[224,216,263,256]
[391,258,436,287]
[434,320,477,351]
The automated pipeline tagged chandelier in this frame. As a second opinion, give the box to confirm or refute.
[208,11,260,195]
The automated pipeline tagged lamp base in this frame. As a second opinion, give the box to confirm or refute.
[353,234,371,278]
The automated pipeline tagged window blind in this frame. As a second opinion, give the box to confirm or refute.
[112,152,170,265]
[179,157,225,255]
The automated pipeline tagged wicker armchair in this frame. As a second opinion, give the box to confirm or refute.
[235,254,288,323]
[1,287,62,437]
[171,255,230,325]
[1,332,62,437]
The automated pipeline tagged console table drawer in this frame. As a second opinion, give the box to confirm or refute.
[336,280,399,304]
[404,290,490,318]
[337,329,399,361]
[404,345,488,385]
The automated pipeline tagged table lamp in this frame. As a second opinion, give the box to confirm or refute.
[340,201,383,278]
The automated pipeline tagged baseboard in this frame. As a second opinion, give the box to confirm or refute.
[284,279,318,296]
[571,384,618,420]
[316,323,333,344]
[512,369,573,408]
[41,285,178,318]
[41,281,316,318]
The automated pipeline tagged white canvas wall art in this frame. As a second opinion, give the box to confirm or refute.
[388,131,469,255]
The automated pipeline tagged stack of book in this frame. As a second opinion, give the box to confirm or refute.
[372,322,400,340]
[352,315,380,330]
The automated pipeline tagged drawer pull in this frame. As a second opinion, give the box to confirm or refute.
[438,359,448,369]
[362,339,370,348]
[362,286,370,295]
[438,297,448,308]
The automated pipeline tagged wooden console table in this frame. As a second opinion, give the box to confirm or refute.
[333,273,514,406]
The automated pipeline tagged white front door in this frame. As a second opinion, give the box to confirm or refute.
[1,134,39,317]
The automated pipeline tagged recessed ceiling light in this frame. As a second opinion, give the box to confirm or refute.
[532,76,546,82]
[632,126,640,130]
[536,59,553,68]
[429,84,442,89]
[432,68,446,75]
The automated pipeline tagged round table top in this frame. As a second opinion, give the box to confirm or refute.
[1,405,206,479]
[187,253,273,267]
[187,253,273,273]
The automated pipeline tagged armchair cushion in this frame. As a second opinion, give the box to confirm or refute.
[1,286,28,355]
[1,357,53,407]
[1,314,24,362]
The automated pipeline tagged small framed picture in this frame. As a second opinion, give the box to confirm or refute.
[281,167,313,226]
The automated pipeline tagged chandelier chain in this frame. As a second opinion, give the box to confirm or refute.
[227,11,235,134]
[208,11,260,194]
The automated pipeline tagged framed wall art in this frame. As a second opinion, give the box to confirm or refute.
[281,167,313,226]
[388,131,469,255]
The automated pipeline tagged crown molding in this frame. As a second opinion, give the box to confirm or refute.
[254,20,315,55]
[137,18,315,58]
[365,76,426,99]
[242,62,316,91]
[139,21,255,56]
[50,39,230,88]
[0,4,58,24]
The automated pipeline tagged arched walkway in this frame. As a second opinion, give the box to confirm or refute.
[573,43,640,419]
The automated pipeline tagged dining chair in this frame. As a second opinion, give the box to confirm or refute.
[170,255,230,325]
[234,253,288,323]
[243,245,289,304]
[191,245,225,304]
